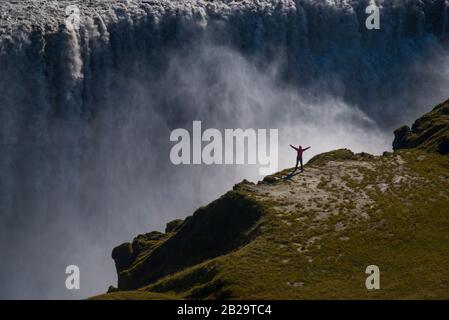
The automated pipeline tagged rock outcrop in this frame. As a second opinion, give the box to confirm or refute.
[112,193,262,290]
[393,99,449,155]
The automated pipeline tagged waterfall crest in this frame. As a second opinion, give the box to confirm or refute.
[1,0,448,299]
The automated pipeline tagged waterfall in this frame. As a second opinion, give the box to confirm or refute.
[0,0,448,299]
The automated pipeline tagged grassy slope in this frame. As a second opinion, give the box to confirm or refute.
[93,100,449,300]
[393,99,449,154]
[90,291,178,300]
[94,147,449,300]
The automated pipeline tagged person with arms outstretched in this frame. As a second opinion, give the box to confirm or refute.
[290,144,311,172]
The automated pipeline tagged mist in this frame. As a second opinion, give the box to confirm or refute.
[0,0,448,299]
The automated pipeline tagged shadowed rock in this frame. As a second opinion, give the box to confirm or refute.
[116,191,262,290]
[393,99,449,155]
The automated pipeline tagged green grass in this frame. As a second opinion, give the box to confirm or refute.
[90,291,180,300]
[393,99,449,155]
[98,147,449,299]
[98,99,449,300]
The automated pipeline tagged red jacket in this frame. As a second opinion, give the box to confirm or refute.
[290,145,310,159]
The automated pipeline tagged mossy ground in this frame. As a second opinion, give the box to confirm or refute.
[91,291,179,300]
[98,148,449,300]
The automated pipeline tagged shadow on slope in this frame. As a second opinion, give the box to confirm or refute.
[113,191,262,290]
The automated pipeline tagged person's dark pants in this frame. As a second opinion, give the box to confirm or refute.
[295,157,303,172]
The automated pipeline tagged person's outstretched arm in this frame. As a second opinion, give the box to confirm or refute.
[290,144,298,151]
[303,146,311,151]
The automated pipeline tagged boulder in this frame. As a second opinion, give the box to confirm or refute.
[165,219,184,233]
[111,242,134,273]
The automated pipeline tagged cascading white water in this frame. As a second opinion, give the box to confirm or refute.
[0,0,448,299]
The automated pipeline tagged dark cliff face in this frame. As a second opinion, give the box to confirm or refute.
[393,99,449,155]
[112,192,262,290]
[112,231,169,274]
